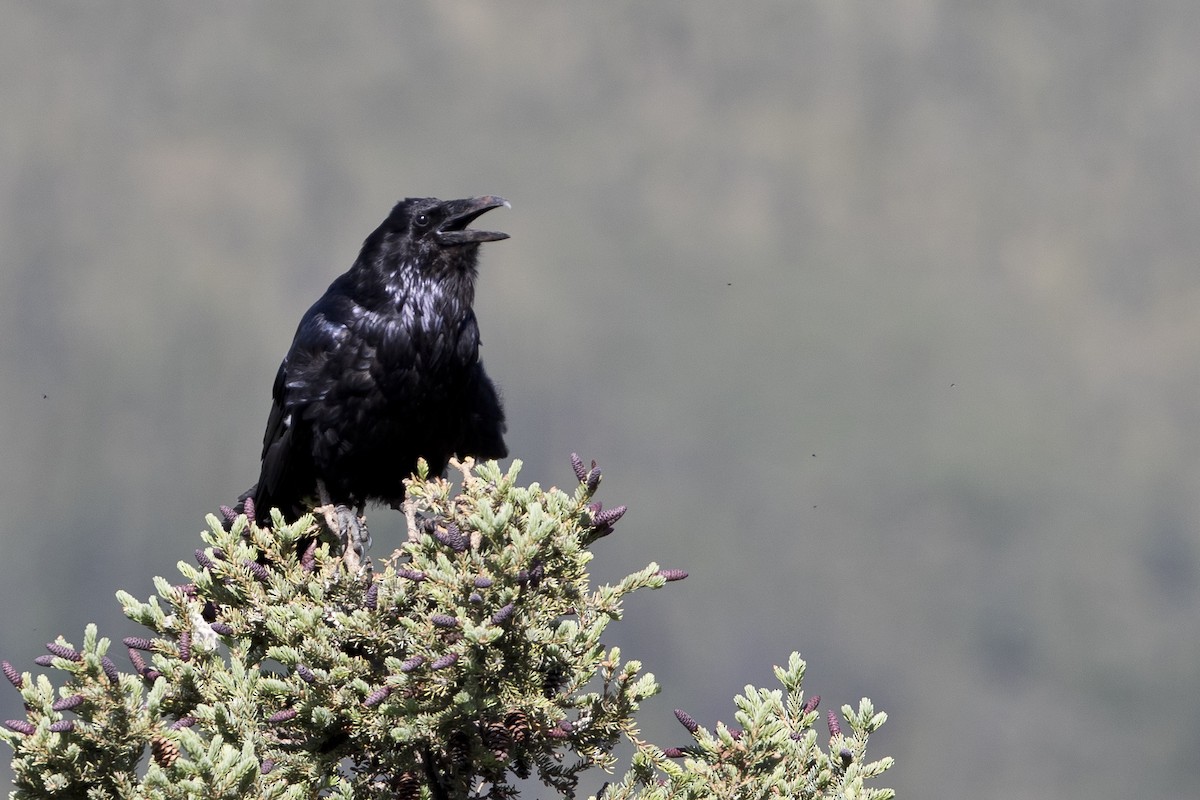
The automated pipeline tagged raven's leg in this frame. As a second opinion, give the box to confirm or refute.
[315,480,372,573]
[399,494,421,544]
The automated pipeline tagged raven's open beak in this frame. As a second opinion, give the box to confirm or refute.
[435,196,511,245]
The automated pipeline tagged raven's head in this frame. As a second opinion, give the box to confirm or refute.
[355,196,510,308]
[381,195,509,248]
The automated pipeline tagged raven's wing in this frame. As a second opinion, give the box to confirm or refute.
[255,299,367,518]
[256,359,294,499]
[459,360,508,460]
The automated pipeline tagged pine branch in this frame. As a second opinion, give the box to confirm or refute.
[1,456,893,799]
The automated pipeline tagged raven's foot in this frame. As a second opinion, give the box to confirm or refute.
[327,505,371,573]
[316,482,372,574]
[402,496,421,544]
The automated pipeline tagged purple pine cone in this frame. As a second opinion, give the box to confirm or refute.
[48,720,74,733]
[194,549,216,571]
[243,560,270,582]
[398,567,426,582]
[45,643,82,662]
[570,453,588,482]
[400,655,425,673]
[802,695,821,714]
[827,710,842,737]
[300,539,318,571]
[430,614,459,629]
[268,708,298,724]
[177,632,192,663]
[435,523,468,552]
[2,661,22,689]
[123,637,155,652]
[490,603,515,626]
[295,664,316,684]
[430,652,459,670]
[591,504,627,527]
[364,582,379,611]
[657,569,688,582]
[473,575,494,588]
[33,655,55,667]
[101,656,119,683]
[674,708,700,733]
[51,695,84,712]
[4,720,35,735]
[520,561,544,588]
[209,622,234,637]
[363,685,392,707]
[170,716,196,730]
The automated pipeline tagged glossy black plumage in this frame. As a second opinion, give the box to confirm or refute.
[249,196,509,523]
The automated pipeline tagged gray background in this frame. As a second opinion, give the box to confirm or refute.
[3,4,1199,798]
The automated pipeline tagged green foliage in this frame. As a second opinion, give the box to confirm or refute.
[0,459,893,799]
[603,654,893,800]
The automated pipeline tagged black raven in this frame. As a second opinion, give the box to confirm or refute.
[247,195,510,527]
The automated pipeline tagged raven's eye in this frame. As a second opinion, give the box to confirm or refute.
[414,213,432,229]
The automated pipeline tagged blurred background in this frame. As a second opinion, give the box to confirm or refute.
[3,3,1199,797]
